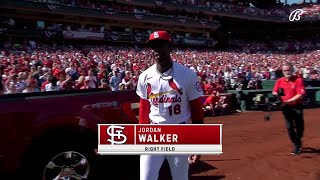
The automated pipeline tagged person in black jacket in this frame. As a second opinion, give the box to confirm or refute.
[238,72,249,90]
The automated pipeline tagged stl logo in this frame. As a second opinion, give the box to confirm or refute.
[106,125,127,145]
[289,9,304,22]
[154,32,159,38]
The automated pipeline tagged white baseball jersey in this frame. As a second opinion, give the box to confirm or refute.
[136,62,203,124]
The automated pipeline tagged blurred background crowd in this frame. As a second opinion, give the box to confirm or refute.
[1,39,319,95]
[34,0,320,20]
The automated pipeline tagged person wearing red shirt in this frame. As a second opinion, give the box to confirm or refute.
[273,62,305,155]
[41,80,49,91]
[203,91,220,116]
[263,70,271,80]
[214,78,224,93]
[121,71,133,90]
[204,79,214,95]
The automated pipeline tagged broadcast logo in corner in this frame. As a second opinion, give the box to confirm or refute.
[289,9,304,22]
[106,125,127,145]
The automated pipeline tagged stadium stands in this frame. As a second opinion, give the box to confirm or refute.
[0,39,319,95]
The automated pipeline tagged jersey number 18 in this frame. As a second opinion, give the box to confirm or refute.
[168,104,181,116]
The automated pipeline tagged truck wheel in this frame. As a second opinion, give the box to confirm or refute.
[22,129,97,180]
[42,150,92,180]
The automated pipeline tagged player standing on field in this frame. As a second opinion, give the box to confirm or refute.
[136,31,204,180]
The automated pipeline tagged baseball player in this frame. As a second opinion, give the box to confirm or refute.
[136,31,204,180]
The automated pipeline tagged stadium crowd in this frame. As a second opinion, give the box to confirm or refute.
[32,0,320,20]
[0,38,319,96]
[174,0,320,20]
[4,1,316,116]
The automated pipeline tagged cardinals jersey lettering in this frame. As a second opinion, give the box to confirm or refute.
[136,62,203,124]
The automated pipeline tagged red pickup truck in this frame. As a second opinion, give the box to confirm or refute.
[0,89,140,179]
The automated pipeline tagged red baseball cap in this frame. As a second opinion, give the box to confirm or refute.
[146,31,171,45]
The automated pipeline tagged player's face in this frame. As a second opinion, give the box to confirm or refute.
[150,41,171,65]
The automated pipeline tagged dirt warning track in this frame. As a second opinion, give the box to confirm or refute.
[184,108,320,180]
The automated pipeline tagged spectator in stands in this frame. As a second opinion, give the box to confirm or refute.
[129,69,140,89]
[0,35,319,97]
[198,75,205,92]
[214,78,225,93]
[75,69,87,89]
[85,69,98,89]
[66,64,80,81]
[5,74,18,94]
[204,79,214,95]
[2,69,10,82]
[119,83,126,91]
[122,71,133,90]
[99,79,111,91]
[15,73,26,93]
[247,78,258,89]
[310,70,318,80]
[120,63,131,80]
[44,75,61,92]
[109,69,121,91]
[6,81,17,94]
[39,69,49,84]
[0,68,4,95]
[237,72,249,90]
[263,69,271,80]
[97,66,107,83]
[57,74,66,87]
[30,66,41,86]
[59,74,74,90]
[22,80,40,93]
[80,78,89,89]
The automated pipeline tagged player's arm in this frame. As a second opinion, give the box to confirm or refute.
[186,72,204,164]
[136,74,150,124]
[139,98,150,124]
[187,73,204,124]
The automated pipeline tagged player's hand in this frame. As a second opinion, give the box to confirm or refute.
[188,155,201,164]
[272,91,278,96]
